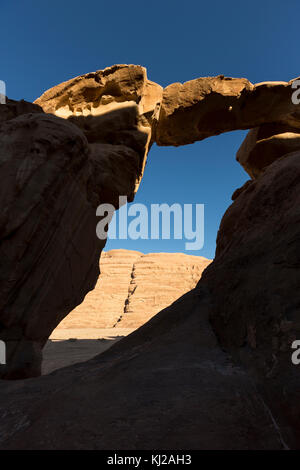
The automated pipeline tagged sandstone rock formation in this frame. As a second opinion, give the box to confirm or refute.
[0,287,286,450]
[236,123,300,177]
[0,98,42,123]
[56,249,211,329]
[0,111,105,379]
[201,150,300,446]
[155,76,300,147]
[0,65,300,448]
[1,64,300,381]
[0,66,160,379]
[35,66,300,181]
[0,149,299,449]
[35,64,163,196]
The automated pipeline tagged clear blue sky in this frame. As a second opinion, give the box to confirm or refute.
[1,0,299,259]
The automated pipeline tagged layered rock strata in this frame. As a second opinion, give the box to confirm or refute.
[56,249,211,329]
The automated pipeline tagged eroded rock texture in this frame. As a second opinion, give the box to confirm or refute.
[56,249,211,329]
[201,150,300,447]
[0,287,286,450]
[35,64,163,196]
[0,66,160,379]
[1,64,300,382]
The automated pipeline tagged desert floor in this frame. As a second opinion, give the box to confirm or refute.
[43,328,134,375]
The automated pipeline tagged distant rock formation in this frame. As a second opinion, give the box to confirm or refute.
[56,249,211,329]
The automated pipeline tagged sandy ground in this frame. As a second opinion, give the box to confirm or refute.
[43,328,134,375]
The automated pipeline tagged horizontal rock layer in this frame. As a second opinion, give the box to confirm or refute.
[236,123,300,178]
[56,249,211,329]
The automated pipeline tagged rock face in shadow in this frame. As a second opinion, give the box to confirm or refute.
[0,152,299,449]
[236,123,300,178]
[0,112,105,379]
[36,66,300,181]
[56,249,211,329]
[0,288,287,450]
[0,98,43,123]
[35,64,163,195]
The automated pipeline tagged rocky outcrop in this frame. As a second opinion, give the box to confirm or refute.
[0,98,43,123]
[56,249,211,329]
[0,65,300,447]
[0,111,105,379]
[236,123,300,178]
[36,67,300,181]
[57,249,141,329]
[0,287,288,450]
[35,65,163,195]
[1,64,300,380]
[0,67,159,379]
[155,76,300,147]
[0,150,299,449]
[201,150,300,446]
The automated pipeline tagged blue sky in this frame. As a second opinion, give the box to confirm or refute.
[1,0,299,259]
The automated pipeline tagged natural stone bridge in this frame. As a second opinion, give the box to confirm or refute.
[0,64,299,379]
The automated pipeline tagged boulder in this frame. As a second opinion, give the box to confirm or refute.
[0,112,104,378]
[35,64,163,192]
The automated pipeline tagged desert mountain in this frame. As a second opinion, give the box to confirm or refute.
[56,249,211,330]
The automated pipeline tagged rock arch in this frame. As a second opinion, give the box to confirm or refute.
[0,64,299,378]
